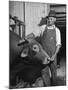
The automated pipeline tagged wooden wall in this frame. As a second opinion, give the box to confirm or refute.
[25,2,50,36]
[50,4,66,28]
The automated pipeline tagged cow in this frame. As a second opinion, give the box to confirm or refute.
[10,31,51,88]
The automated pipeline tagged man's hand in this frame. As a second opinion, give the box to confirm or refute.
[48,54,55,61]
[43,57,50,64]
[50,45,61,61]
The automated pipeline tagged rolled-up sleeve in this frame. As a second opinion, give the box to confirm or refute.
[56,27,61,46]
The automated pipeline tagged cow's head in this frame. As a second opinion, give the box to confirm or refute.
[18,34,49,64]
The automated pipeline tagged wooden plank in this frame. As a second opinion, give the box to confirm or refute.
[56,21,66,24]
[56,24,66,26]
[56,19,66,22]
[56,14,66,17]
[56,26,66,27]
[55,23,66,26]
[56,16,66,18]
[56,17,66,20]
[56,25,66,27]
[50,7,66,12]
[56,12,66,14]
[50,4,66,7]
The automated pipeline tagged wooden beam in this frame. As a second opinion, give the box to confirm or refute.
[56,16,66,19]
[55,23,66,26]
[56,24,66,26]
[50,4,66,7]
[56,12,66,14]
[56,16,66,18]
[56,14,66,17]
[56,26,66,27]
[56,21,66,24]
[56,25,66,27]
[56,19,66,22]
[56,21,66,23]
[22,1,25,38]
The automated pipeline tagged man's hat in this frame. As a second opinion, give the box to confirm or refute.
[47,10,56,18]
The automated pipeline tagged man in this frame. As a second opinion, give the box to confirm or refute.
[39,10,61,85]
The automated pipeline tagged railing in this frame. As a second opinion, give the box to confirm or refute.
[9,14,25,39]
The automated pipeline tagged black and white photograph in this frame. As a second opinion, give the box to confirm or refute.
[9,1,66,89]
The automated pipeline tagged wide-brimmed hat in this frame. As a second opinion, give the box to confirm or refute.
[47,10,56,18]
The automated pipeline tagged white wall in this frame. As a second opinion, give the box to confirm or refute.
[25,2,50,36]
[9,1,24,21]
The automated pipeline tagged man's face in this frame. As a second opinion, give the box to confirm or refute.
[47,17,56,26]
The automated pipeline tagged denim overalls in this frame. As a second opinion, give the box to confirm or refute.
[41,26,57,85]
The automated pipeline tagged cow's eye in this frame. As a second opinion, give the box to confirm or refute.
[34,47,36,49]
[32,44,39,52]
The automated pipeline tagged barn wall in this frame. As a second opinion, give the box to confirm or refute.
[9,1,24,21]
[25,2,50,36]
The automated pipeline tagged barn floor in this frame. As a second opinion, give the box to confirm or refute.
[10,57,66,88]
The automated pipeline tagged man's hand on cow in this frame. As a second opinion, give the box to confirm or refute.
[49,54,55,61]
[43,57,50,64]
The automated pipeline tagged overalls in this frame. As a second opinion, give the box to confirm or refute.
[41,26,57,86]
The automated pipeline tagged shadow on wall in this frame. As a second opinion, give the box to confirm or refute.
[58,26,66,58]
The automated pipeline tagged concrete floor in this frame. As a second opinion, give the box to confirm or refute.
[56,57,66,86]
[10,57,66,88]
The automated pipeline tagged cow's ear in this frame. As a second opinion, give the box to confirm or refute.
[21,48,28,57]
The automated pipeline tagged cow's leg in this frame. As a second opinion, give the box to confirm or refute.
[32,77,44,87]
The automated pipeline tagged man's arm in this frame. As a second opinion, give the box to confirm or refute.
[50,45,61,61]
[50,27,61,61]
